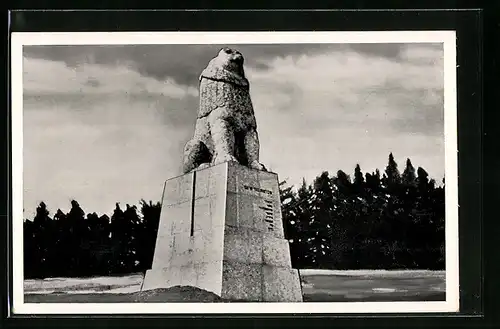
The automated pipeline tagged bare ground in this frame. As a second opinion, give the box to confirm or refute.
[24,269,445,303]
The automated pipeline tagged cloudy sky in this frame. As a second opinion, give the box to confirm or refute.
[22,42,444,217]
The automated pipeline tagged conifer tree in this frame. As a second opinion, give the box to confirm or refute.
[311,172,335,267]
[97,214,112,274]
[36,208,53,277]
[292,178,315,268]
[66,200,88,276]
[417,167,430,193]
[109,203,126,273]
[330,170,355,268]
[53,208,72,277]
[122,204,140,272]
[279,180,297,242]
[365,169,382,192]
[402,158,417,187]
[384,152,401,187]
[353,164,365,190]
[29,202,52,278]
[23,217,36,278]
[33,202,50,225]
[85,212,100,275]
[279,180,304,268]
[137,200,161,271]
[334,169,351,196]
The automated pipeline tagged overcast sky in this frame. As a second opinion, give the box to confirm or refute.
[22,43,445,217]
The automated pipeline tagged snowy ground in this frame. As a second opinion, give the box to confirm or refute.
[299,269,445,302]
[24,269,445,302]
[24,273,144,295]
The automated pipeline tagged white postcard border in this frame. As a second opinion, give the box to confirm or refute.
[11,31,459,314]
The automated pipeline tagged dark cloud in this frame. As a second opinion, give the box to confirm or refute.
[23,43,413,88]
[22,42,444,135]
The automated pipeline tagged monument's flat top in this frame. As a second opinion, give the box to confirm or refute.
[165,161,277,183]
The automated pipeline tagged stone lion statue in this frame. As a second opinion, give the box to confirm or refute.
[182,47,267,173]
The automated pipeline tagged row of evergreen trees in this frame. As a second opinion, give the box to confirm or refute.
[24,200,161,278]
[281,153,445,270]
[23,153,445,279]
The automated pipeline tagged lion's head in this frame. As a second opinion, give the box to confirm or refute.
[199,47,248,87]
[214,47,245,75]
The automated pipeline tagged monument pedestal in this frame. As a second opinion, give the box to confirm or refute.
[141,161,303,302]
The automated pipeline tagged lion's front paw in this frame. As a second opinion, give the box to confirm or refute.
[249,160,267,171]
[213,154,238,165]
[195,163,211,171]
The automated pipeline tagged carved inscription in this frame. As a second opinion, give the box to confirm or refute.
[259,199,275,231]
[243,185,275,231]
[243,185,273,195]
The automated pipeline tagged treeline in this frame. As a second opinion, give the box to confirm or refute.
[24,153,445,279]
[24,200,161,279]
[281,153,445,270]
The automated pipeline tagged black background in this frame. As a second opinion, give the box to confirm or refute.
[3,3,498,329]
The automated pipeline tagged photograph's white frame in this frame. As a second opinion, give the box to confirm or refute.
[10,31,459,314]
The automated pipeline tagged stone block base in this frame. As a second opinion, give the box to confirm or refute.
[143,260,302,302]
[142,162,303,302]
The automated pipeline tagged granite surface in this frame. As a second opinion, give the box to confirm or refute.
[182,48,266,173]
[142,162,303,302]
